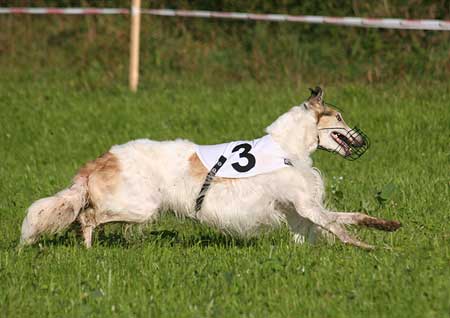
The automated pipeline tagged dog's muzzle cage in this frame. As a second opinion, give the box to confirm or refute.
[318,126,370,160]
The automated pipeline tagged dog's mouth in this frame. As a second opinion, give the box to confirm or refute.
[318,127,370,160]
[331,131,352,157]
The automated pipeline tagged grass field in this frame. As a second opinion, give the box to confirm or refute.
[0,69,449,318]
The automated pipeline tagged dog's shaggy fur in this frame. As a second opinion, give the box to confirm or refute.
[21,88,400,249]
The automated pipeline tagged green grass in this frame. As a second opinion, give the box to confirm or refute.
[0,70,449,318]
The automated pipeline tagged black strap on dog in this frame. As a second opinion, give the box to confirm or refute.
[194,155,293,216]
[195,155,227,215]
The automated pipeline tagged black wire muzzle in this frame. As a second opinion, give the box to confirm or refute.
[318,126,370,160]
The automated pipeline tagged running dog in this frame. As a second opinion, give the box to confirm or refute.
[20,87,401,249]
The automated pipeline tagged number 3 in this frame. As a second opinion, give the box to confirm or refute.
[231,143,256,172]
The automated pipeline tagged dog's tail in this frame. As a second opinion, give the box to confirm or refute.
[20,176,88,245]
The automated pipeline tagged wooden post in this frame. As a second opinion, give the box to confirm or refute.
[129,0,141,92]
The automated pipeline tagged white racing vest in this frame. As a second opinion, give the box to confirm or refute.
[196,135,291,179]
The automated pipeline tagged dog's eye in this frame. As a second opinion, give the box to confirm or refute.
[336,114,342,122]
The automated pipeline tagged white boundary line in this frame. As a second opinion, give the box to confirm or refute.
[0,7,128,15]
[0,7,449,31]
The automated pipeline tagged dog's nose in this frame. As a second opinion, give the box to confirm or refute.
[347,127,369,150]
[352,135,365,147]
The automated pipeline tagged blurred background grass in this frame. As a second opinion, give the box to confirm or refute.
[1,0,449,87]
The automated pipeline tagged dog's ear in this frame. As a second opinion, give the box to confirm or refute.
[305,86,325,116]
[308,86,324,103]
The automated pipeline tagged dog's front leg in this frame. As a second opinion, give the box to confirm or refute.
[328,212,401,231]
[292,198,374,249]
[284,207,333,245]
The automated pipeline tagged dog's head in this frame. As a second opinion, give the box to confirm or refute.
[305,87,369,160]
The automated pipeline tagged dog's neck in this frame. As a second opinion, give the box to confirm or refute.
[266,104,318,162]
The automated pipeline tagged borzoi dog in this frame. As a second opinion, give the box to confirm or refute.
[20,87,401,249]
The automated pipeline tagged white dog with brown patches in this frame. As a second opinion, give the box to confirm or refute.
[20,87,400,249]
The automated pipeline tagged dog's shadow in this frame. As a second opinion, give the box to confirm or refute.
[97,228,260,248]
[162,230,260,248]
[34,224,260,249]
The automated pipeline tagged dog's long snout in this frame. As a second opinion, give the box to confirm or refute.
[342,127,370,160]
[344,130,363,147]
[352,134,365,147]
[347,127,368,149]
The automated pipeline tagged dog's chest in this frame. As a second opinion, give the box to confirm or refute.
[196,135,291,178]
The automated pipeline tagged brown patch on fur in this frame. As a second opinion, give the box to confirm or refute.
[75,152,121,208]
[77,152,120,181]
[317,108,338,120]
[317,108,340,128]
[188,153,237,184]
[305,85,343,123]
[307,99,325,122]
[359,217,402,232]
[214,176,238,184]
[188,153,208,180]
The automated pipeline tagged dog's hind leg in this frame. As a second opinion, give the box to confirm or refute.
[95,208,160,226]
[329,212,401,231]
[77,207,160,248]
[78,208,97,248]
